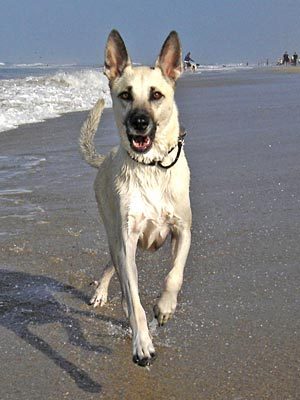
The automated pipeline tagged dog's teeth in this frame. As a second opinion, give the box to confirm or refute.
[133,137,151,150]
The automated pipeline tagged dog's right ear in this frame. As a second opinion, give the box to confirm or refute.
[104,30,131,82]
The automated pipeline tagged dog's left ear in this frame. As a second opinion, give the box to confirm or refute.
[155,31,183,82]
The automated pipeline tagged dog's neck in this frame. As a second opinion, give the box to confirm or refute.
[126,127,187,169]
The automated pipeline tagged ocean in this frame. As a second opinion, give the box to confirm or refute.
[0,62,252,133]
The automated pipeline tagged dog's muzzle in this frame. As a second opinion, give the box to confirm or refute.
[125,110,156,153]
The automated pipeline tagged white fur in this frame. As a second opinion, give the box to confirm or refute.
[79,30,191,366]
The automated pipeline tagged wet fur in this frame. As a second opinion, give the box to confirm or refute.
[80,30,191,366]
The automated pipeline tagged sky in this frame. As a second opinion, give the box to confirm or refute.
[0,0,300,65]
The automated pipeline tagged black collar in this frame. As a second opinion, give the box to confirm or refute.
[127,127,187,170]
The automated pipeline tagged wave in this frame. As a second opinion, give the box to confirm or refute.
[0,68,111,133]
[191,63,254,74]
[0,62,80,68]
[12,63,48,68]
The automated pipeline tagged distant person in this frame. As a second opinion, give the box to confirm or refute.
[292,52,298,65]
[184,52,195,69]
[184,52,194,63]
[283,51,290,66]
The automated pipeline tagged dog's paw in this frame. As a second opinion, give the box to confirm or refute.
[132,332,156,367]
[133,352,157,367]
[89,284,108,308]
[153,292,177,326]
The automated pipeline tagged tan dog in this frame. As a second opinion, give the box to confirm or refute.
[79,30,191,366]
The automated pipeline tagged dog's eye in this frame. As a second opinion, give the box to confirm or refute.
[151,91,164,101]
[119,91,132,101]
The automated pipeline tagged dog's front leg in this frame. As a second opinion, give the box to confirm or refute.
[154,226,191,325]
[112,232,156,366]
[90,262,115,307]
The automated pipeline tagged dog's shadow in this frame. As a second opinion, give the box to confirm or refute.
[0,269,123,393]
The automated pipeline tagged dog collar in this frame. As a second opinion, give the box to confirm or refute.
[127,127,187,169]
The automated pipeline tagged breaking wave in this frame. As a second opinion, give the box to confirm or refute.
[0,66,111,132]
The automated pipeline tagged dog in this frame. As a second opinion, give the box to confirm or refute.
[79,30,192,366]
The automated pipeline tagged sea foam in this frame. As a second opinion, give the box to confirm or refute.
[0,68,111,132]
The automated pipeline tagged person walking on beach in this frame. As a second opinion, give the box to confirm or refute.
[292,52,298,65]
[283,51,290,66]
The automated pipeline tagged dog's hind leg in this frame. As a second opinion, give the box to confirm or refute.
[154,227,191,325]
[90,262,115,307]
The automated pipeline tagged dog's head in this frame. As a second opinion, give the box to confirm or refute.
[104,30,183,163]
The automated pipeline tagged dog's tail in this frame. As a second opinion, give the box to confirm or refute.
[79,98,106,168]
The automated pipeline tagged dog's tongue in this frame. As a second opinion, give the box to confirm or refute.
[132,136,150,150]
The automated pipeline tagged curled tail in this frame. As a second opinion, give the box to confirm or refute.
[79,98,106,168]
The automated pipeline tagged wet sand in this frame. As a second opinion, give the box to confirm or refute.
[1,69,300,399]
[271,65,300,73]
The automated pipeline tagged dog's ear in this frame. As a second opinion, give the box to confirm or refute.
[155,31,183,82]
[104,30,131,81]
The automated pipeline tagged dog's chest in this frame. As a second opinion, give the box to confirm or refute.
[122,174,179,250]
[130,181,173,213]
[128,188,174,250]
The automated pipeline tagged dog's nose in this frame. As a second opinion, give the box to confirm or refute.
[129,112,150,132]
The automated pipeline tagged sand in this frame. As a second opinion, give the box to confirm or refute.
[271,65,300,73]
[1,69,300,399]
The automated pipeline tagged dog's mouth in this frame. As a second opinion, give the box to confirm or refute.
[128,134,153,153]
[125,110,156,153]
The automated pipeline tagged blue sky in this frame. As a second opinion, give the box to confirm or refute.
[0,0,300,65]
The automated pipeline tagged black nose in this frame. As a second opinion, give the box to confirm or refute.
[128,112,150,132]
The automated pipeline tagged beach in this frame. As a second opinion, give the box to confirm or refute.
[271,65,300,74]
[1,68,300,399]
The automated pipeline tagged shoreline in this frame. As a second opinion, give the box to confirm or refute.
[2,64,299,137]
[0,66,284,136]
